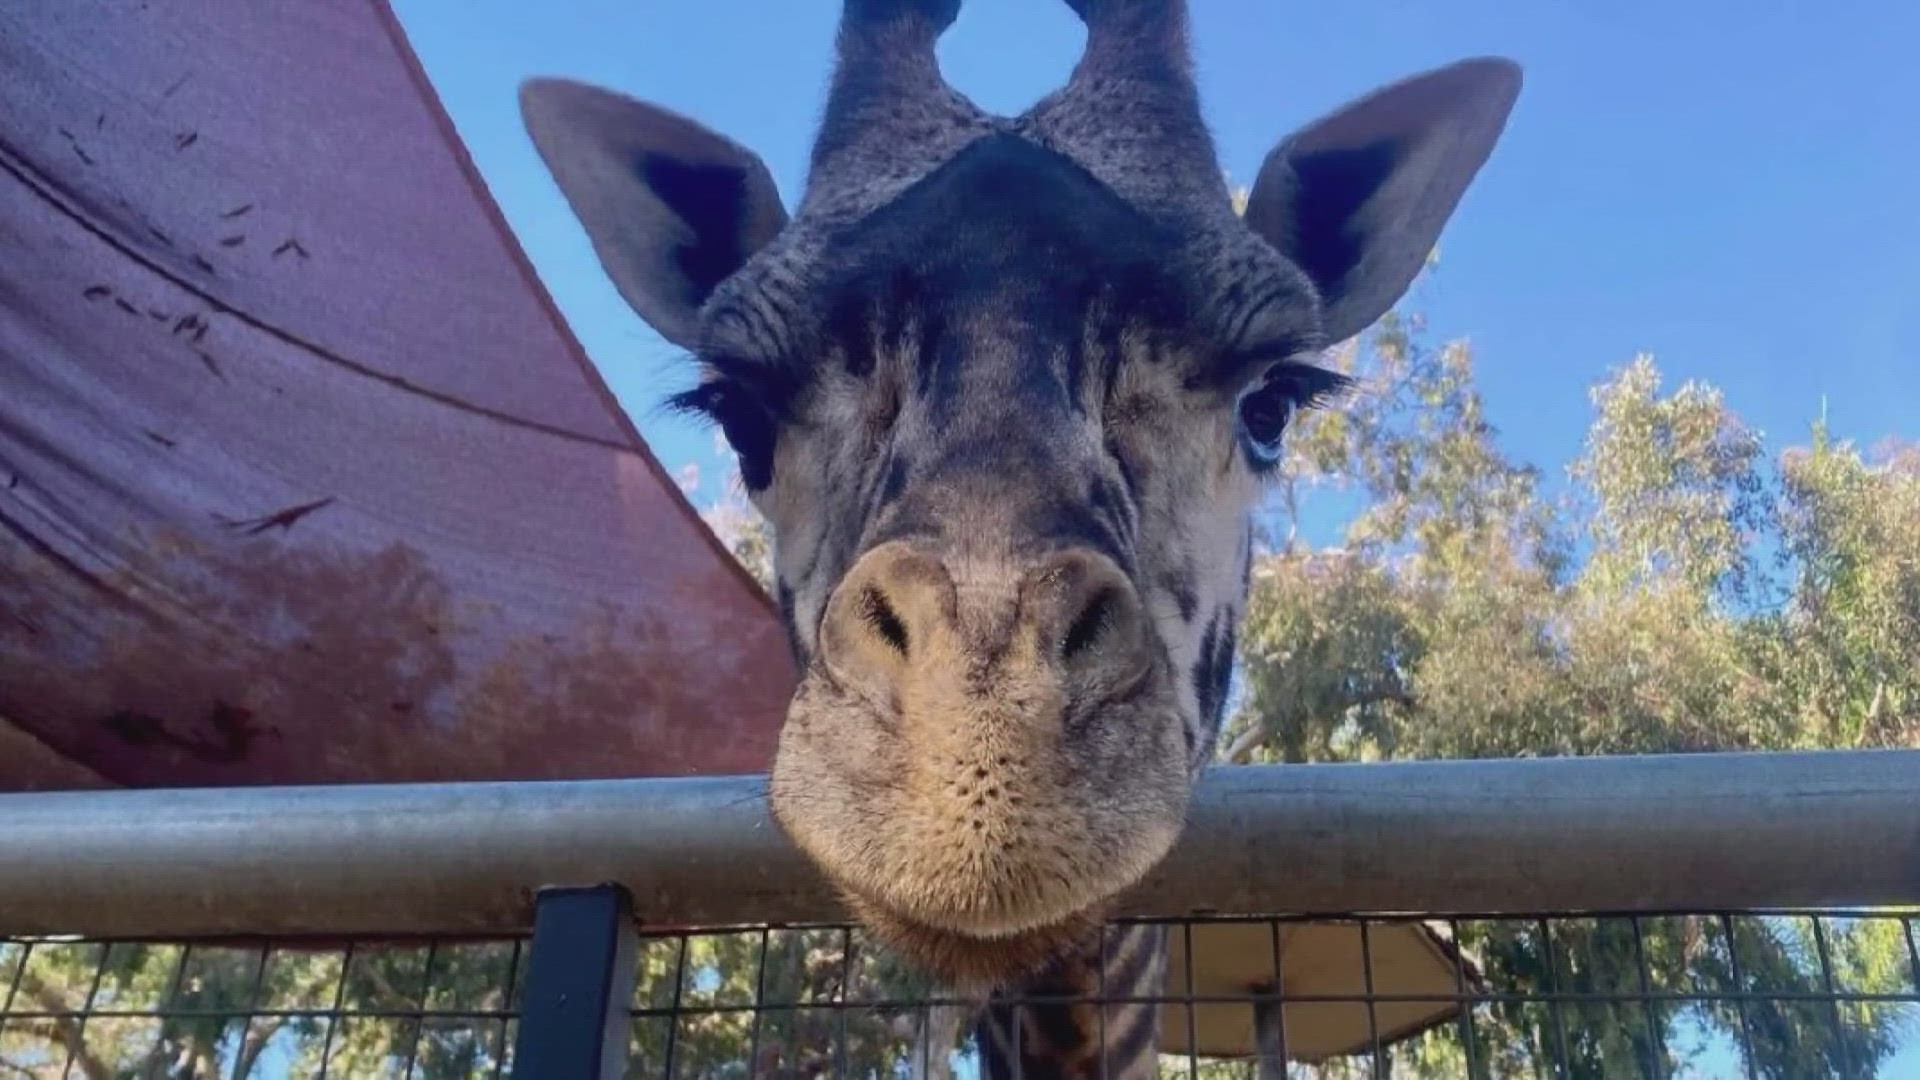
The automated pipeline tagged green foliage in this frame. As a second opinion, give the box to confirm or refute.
[1768,428,1920,747]
[1573,355,1770,605]
[1230,289,1917,765]
[0,931,975,1079]
[0,939,519,1079]
[1229,282,1920,1076]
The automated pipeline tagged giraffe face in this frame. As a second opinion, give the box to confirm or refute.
[521,0,1519,988]
[738,134,1332,984]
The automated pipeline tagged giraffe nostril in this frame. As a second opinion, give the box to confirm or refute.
[819,542,957,695]
[1027,550,1153,688]
[1060,584,1118,660]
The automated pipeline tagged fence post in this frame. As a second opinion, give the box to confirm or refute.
[511,884,638,1078]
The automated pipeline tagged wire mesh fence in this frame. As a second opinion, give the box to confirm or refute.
[4,910,1917,1079]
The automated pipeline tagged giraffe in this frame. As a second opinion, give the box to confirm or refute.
[520,0,1519,1074]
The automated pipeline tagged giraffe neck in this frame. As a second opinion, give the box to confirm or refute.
[975,924,1168,1080]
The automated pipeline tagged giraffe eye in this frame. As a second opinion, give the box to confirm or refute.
[669,378,779,490]
[1235,379,1297,463]
[1234,360,1351,468]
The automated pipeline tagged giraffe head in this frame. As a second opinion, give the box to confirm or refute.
[522,0,1519,986]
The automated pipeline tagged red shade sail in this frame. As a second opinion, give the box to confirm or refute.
[0,0,796,791]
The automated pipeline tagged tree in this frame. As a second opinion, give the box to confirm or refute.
[0,930,970,1079]
[1768,427,1920,748]
[1233,312,1571,765]
[1227,286,1919,1078]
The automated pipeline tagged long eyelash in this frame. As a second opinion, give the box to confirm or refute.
[664,369,782,491]
[1271,362,1356,410]
[665,381,727,421]
[656,351,800,424]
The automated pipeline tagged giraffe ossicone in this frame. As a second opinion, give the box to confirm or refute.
[523,0,1519,1070]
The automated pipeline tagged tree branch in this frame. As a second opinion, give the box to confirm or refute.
[1221,686,1417,765]
[14,970,116,1080]
[1222,722,1268,764]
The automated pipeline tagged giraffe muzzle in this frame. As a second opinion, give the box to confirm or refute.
[769,540,1191,976]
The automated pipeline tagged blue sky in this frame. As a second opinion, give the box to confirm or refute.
[393,0,1918,532]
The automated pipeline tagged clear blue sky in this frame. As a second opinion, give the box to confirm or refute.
[393,0,1918,530]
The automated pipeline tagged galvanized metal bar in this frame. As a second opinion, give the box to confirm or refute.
[0,750,1917,938]
[510,885,638,1080]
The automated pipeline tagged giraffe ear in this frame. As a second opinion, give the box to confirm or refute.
[520,78,789,350]
[1243,57,1521,345]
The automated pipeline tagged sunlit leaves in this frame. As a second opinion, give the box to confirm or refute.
[1228,288,1919,1076]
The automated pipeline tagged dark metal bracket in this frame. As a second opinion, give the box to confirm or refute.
[511,884,638,1078]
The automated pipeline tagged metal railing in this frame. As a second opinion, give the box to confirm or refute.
[2,750,1918,1077]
